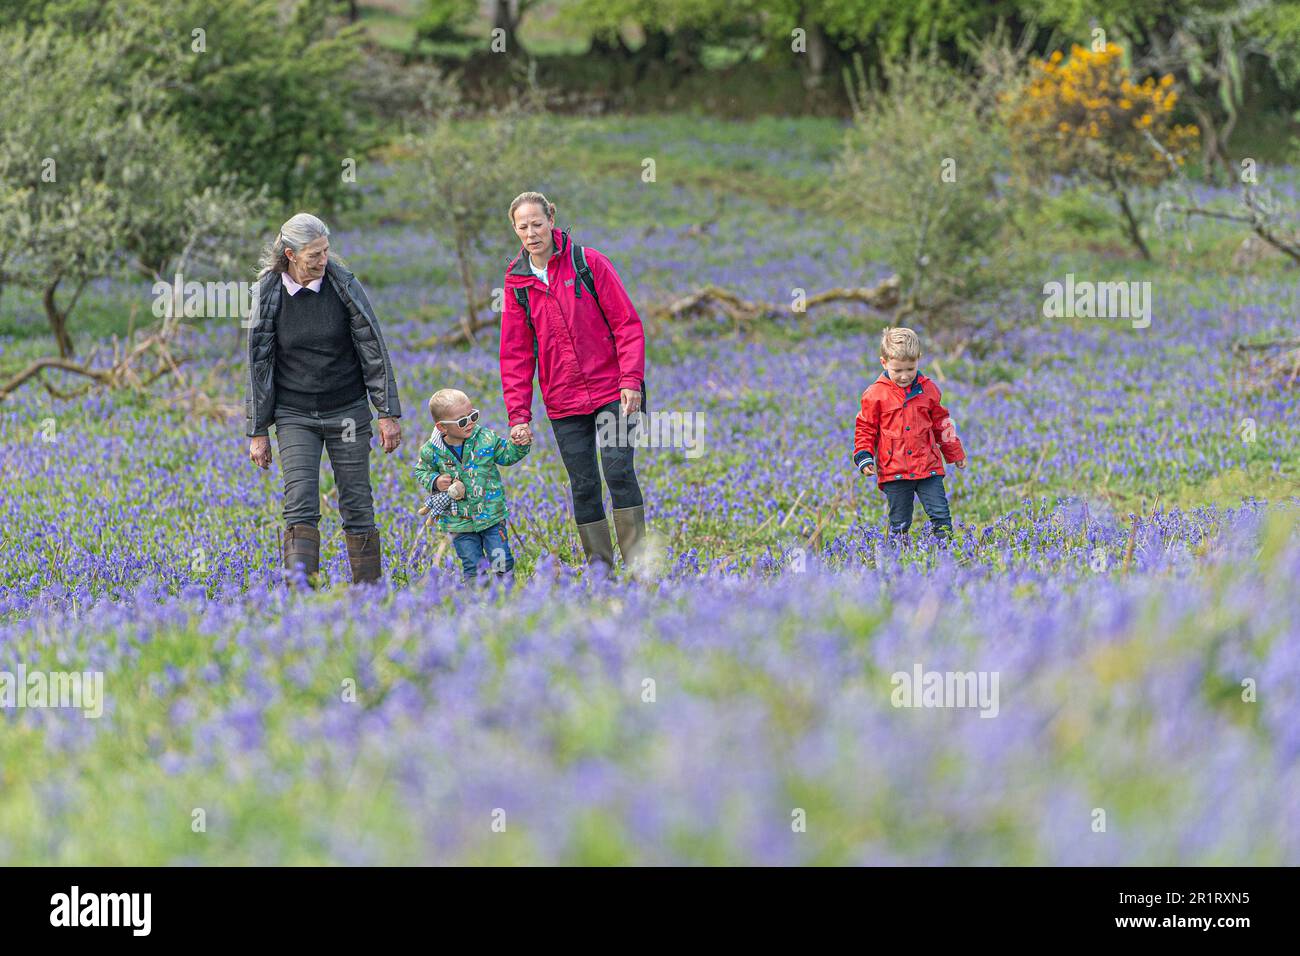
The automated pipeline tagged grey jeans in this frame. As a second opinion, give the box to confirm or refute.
[273,398,375,535]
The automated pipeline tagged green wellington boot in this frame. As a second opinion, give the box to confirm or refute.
[611,505,646,572]
[576,517,615,568]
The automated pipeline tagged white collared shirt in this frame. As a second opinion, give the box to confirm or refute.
[281,271,324,296]
[528,257,548,285]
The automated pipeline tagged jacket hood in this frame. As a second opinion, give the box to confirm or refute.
[325,258,355,282]
[877,370,927,398]
[507,228,570,281]
[426,424,483,452]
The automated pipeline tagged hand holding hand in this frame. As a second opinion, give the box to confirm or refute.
[249,436,272,469]
[510,423,533,445]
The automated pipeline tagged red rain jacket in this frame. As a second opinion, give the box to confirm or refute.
[854,371,966,487]
[500,228,645,426]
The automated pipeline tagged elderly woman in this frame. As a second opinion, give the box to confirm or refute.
[499,191,648,569]
[246,213,403,586]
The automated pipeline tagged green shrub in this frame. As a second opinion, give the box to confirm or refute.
[830,49,1017,316]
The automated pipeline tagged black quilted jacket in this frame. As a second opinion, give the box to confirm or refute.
[245,259,402,437]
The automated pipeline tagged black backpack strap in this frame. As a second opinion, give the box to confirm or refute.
[571,243,599,303]
[511,285,537,360]
[570,242,617,342]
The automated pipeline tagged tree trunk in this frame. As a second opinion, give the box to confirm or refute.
[1189,101,1229,186]
[669,27,705,74]
[454,235,480,344]
[1109,174,1151,261]
[43,279,75,358]
[803,21,829,89]
[640,28,671,62]
[590,28,633,60]
[493,0,522,55]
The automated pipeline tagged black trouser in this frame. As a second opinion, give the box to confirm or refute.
[273,397,376,535]
[882,474,952,538]
[550,387,645,525]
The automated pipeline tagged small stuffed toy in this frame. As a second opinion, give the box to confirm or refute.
[448,479,466,500]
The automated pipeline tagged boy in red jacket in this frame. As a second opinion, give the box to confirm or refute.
[853,327,967,541]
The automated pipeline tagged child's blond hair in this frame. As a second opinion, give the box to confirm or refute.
[880,326,921,362]
[428,388,469,421]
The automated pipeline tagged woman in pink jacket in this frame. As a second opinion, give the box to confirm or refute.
[500,191,647,570]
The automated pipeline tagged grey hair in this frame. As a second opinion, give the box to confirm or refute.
[256,212,333,279]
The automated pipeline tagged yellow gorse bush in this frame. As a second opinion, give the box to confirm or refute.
[1004,42,1198,187]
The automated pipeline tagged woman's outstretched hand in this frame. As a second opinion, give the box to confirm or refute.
[378,417,402,453]
[249,435,272,469]
[510,423,533,446]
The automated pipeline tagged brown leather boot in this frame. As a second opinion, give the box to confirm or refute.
[283,524,320,589]
[611,505,646,569]
[345,529,382,585]
[576,517,615,567]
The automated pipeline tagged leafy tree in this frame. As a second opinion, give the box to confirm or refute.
[415,0,478,45]
[561,0,766,72]
[1026,1,1300,181]
[11,0,375,212]
[1003,41,1199,258]
[406,85,568,344]
[831,49,1015,315]
[0,24,262,357]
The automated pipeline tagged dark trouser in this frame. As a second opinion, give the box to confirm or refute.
[274,398,376,535]
[882,475,952,538]
[451,521,514,580]
[550,387,645,525]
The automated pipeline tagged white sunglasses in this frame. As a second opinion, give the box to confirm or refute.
[437,409,480,429]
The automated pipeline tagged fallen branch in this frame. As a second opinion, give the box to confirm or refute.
[663,275,902,326]
[0,357,112,398]
[1232,336,1300,390]
[421,275,903,348]
[1148,129,1300,266]
[0,325,189,401]
[1233,337,1300,353]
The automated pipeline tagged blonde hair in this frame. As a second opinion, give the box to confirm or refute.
[428,388,469,421]
[509,191,556,226]
[880,326,921,362]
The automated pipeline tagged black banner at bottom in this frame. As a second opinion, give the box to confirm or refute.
[0,865,1280,941]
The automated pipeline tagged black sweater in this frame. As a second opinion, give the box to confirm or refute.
[274,277,367,411]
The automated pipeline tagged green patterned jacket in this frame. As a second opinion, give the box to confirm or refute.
[413,425,529,533]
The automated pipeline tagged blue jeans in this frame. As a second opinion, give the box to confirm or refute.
[882,475,952,538]
[451,521,514,580]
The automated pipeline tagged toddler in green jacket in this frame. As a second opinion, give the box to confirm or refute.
[414,388,530,581]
